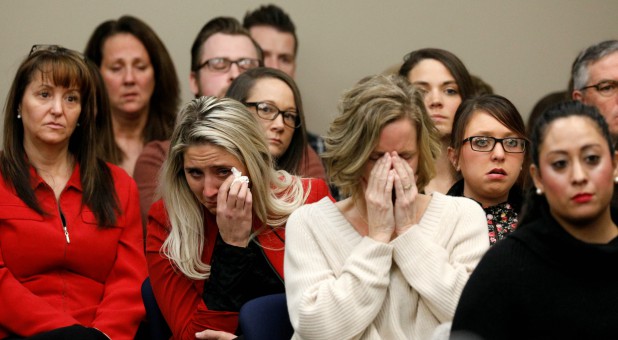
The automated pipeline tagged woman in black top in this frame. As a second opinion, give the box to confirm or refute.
[451,101,618,339]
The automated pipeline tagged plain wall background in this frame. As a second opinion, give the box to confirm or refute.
[1,0,617,140]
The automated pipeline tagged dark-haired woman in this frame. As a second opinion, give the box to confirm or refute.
[451,101,618,339]
[84,15,180,176]
[0,46,146,338]
[447,95,528,245]
[399,48,474,194]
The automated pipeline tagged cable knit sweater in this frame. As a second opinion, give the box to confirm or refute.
[284,193,489,339]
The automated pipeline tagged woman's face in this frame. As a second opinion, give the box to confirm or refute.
[455,111,524,207]
[532,116,617,226]
[408,59,462,137]
[100,33,155,118]
[20,72,81,149]
[183,143,247,215]
[363,118,419,185]
[245,77,296,158]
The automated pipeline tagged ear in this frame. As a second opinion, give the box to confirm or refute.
[612,150,618,178]
[572,90,583,101]
[530,164,544,192]
[447,146,460,172]
[189,72,200,97]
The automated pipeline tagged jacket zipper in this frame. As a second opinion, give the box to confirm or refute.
[59,206,70,244]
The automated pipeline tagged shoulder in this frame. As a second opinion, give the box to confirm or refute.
[429,192,484,218]
[290,197,340,226]
[105,162,133,183]
[139,140,171,162]
[148,199,169,227]
[301,178,333,203]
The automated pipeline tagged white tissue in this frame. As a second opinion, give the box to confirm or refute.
[231,167,250,185]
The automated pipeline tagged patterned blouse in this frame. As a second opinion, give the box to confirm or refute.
[447,179,522,246]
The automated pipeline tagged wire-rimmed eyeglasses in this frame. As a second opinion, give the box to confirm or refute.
[579,80,618,98]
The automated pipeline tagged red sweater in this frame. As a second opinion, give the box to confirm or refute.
[0,163,147,339]
[146,178,332,339]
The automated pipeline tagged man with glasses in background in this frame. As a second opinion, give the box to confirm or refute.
[572,40,618,140]
[134,17,264,220]
[571,39,618,209]
[190,17,264,98]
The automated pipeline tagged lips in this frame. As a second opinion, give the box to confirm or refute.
[269,138,282,145]
[45,122,65,129]
[572,193,593,204]
[488,168,506,175]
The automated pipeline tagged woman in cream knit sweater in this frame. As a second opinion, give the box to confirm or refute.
[284,74,489,339]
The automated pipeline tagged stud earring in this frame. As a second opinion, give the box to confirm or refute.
[614,176,618,184]
[536,188,543,195]
[17,109,21,119]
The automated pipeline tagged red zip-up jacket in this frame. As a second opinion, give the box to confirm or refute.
[0,163,147,339]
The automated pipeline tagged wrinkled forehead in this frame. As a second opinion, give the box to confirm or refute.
[201,33,259,60]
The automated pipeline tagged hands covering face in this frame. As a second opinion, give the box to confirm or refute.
[216,170,253,247]
[364,152,418,243]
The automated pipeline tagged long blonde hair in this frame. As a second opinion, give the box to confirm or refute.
[160,97,305,280]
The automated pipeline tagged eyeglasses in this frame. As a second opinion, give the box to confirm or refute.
[579,80,618,98]
[194,57,260,73]
[245,102,301,129]
[462,136,526,153]
[29,44,86,61]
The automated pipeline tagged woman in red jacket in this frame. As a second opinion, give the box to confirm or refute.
[0,45,146,339]
[146,96,331,340]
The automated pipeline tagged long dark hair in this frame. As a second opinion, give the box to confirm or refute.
[519,101,614,226]
[84,15,180,144]
[225,67,308,175]
[398,48,474,102]
[1,47,119,226]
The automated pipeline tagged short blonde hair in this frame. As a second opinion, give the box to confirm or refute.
[323,74,440,199]
[160,96,305,280]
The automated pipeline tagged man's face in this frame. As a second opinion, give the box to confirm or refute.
[189,33,259,97]
[249,25,296,78]
[573,51,618,137]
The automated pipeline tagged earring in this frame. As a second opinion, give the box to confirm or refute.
[17,109,21,119]
[536,188,543,195]
[614,176,618,184]
[77,122,80,127]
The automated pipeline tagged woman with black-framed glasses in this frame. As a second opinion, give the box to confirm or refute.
[447,94,529,245]
[226,67,326,180]
[0,45,146,339]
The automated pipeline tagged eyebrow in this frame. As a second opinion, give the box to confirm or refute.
[412,80,458,86]
[546,143,603,156]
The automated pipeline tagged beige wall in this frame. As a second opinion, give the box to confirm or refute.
[1,0,617,140]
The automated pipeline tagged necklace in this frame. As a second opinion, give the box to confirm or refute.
[353,200,369,225]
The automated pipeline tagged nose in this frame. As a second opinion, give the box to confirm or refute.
[270,113,285,131]
[571,159,588,185]
[228,63,241,81]
[123,67,135,84]
[491,141,506,161]
[51,96,63,116]
[426,89,443,109]
[265,56,279,70]
[202,176,219,199]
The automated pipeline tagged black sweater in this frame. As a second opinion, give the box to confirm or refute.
[451,206,618,340]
